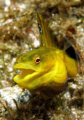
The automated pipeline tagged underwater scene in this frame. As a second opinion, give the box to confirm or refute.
[0,0,84,120]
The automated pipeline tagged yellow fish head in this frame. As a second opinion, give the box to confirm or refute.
[14,47,57,90]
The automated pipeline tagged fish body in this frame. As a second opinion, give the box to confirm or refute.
[13,13,78,96]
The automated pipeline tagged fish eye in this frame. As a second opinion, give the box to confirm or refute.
[35,56,40,64]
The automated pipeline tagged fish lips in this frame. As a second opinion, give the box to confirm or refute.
[13,63,43,88]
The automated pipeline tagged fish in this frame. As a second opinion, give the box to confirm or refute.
[13,13,79,97]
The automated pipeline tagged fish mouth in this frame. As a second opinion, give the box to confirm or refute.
[13,63,45,90]
[14,69,41,84]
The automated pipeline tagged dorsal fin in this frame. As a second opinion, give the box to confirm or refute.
[37,13,58,48]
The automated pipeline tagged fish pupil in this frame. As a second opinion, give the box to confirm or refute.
[35,56,40,64]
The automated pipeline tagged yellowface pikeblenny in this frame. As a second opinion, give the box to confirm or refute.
[13,13,79,97]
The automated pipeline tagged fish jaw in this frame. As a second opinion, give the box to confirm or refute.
[13,62,53,90]
[13,62,42,89]
[14,69,40,87]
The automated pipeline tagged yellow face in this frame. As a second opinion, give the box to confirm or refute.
[14,47,57,90]
[14,46,70,92]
